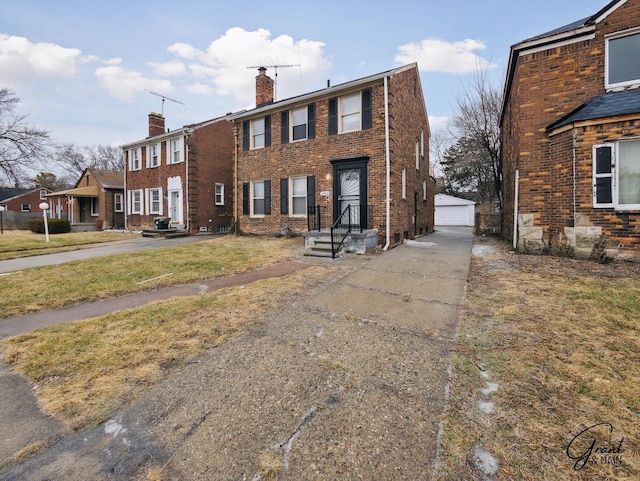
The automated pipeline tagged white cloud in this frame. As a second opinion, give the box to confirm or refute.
[167,27,331,104]
[149,61,187,77]
[395,38,496,74]
[94,65,172,100]
[428,115,450,129]
[0,34,82,85]
[186,83,214,95]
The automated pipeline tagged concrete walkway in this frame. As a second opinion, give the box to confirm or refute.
[0,227,474,481]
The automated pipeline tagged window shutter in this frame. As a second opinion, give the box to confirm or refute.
[158,187,163,215]
[593,145,614,207]
[242,121,249,151]
[362,88,372,129]
[264,180,271,215]
[242,182,249,215]
[281,111,289,144]
[328,98,337,135]
[308,103,316,139]
[280,178,288,214]
[264,115,271,147]
[307,175,316,211]
[144,188,150,215]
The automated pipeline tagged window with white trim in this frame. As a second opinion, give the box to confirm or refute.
[423,180,427,201]
[290,176,307,216]
[606,29,640,89]
[130,190,142,214]
[40,190,47,200]
[401,168,407,200]
[340,93,361,133]
[291,107,308,142]
[114,193,123,212]
[169,138,183,164]
[129,148,141,171]
[91,198,99,216]
[148,188,162,215]
[251,118,265,149]
[415,141,420,170]
[593,140,640,210]
[251,180,266,216]
[21,204,31,212]
[215,183,224,206]
[148,143,160,168]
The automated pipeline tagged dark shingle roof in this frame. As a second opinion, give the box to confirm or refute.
[521,17,592,44]
[547,89,640,131]
[0,187,30,202]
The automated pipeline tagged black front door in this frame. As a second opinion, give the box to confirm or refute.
[332,158,368,228]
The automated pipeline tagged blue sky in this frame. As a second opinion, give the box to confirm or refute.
[1,0,608,150]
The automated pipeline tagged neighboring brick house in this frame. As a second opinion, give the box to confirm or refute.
[0,187,51,213]
[229,63,434,253]
[122,113,234,234]
[48,168,125,229]
[501,0,640,261]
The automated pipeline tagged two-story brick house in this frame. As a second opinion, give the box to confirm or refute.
[229,63,434,254]
[501,0,640,261]
[122,113,234,234]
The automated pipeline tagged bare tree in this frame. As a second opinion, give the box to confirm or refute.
[0,88,53,187]
[447,68,503,209]
[84,144,124,171]
[54,143,88,179]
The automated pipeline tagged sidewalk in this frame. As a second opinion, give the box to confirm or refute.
[1,227,474,481]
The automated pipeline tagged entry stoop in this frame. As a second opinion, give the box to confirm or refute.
[141,228,190,239]
[304,231,340,258]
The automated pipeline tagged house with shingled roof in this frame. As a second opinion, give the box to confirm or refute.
[500,0,640,261]
[229,63,435,257]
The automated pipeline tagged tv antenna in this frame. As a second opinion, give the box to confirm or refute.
[144,89,184,115]
[246,63,300,101]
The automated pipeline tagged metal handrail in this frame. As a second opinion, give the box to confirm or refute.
[307,205,322,231]
[330,204,359,258]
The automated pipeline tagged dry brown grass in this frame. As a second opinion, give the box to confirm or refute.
[0,230,138,260]
[0,235,303,318]
[435,237,640,481]
[0,265,339,431]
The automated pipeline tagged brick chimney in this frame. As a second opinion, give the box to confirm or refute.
[148,112,165,137]
[255,67,274,107]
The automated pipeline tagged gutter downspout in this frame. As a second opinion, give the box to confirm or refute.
[233,125,239,236]
[123,153,127,230]
[572,128,577,229]
[513,169,519,250]
[383,75,391,250]
[185,134,190,233]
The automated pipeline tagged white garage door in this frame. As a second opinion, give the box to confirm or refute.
[435,205,473,226]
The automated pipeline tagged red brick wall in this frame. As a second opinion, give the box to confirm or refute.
[126,119,234,233]
[236,65,433,247]
[2,189,49,213]
[501,0,640,258]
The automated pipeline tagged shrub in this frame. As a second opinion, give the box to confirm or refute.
[29,218,71,234]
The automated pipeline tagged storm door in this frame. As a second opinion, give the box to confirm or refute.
[332,158,368,228]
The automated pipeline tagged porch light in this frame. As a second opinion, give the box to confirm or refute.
[39,202,50,243]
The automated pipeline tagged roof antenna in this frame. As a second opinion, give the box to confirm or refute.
[246,63,300,101]
[144,90,185,115]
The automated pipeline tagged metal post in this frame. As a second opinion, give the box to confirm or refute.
[0,205,5,234]
[39,202,50,242]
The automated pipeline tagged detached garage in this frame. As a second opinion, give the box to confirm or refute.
[435,194,475,226]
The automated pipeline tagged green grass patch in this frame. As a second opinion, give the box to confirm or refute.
[0,236,302,318]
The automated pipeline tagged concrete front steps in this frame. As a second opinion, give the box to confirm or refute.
[141,228,190,239]
[304,231,340,258]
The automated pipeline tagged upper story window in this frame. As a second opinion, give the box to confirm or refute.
[606,29,640,89]
[401,168,407,200]
[147,143,160,168]
[40,189,47,200]
[169,138,183,164]
[242,116,271,150]
[328,88,372,135]
[281,105,316,144]
[129,148,141,171]
[593,140,640,210]
[415,140,420,170]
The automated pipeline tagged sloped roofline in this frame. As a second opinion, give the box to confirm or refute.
[0,187,51,203]
[228,63,419,121]
[500,0,626,126]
